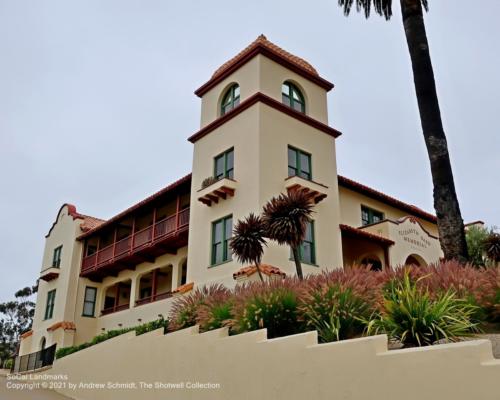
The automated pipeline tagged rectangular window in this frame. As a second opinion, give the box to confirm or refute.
[82,287,97,317]
[44,290,56,320]
[299,220,316,264]
[214,148,234,180]
[211,215,233,265]
[361,206,384,226]
[52,246,62,268]
[288,146,311,180]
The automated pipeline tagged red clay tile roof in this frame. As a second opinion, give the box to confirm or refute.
[337,175,437,224]
[339,224,395,246]
[80,215,106,232]
[212,34,318,79]
[78,173,192,239]
[172,282,194,295]
[195,35,333,97]
[233,264,287,280]
[47,321,76,332]
[20,330,33,339]
[46,203,104,238]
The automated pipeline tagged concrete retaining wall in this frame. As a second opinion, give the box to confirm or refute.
[46,327,500,400]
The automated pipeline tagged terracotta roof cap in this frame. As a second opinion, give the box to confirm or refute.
[80,215,106,232]
[172,282,194,295]
[233,264,287,279]
[20,330,33,339]
[212,34,318,79]
[47,321,76,332]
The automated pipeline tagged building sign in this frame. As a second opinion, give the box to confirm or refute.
[398,227,433,249]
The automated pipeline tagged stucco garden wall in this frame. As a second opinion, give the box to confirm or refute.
[43,326,499,400]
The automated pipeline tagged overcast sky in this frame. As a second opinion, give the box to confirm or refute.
[1,1,499,302]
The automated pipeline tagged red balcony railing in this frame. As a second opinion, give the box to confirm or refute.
[101,303,130,316]
[81,208,190,275]
[135,290,173,307]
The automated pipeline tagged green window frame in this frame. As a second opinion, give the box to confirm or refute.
[214,148,234,180]
[211,215,233,266]
[282,81,305,113]
[82,287,97,317]
[221,84,240,116]
[361,206,384,226]
[44,289,56,320]
[288,146,312,180]
[298,220,316,265]
[52,245,62,268]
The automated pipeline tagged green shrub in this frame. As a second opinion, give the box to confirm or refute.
[56,318,167,359]
[233,281,301,338]
[466,225,489,267]
[4,359,13,369]
[197,299,234,333]
[135,318,168,335]
[365,273,480,346]
[300,285,369,343]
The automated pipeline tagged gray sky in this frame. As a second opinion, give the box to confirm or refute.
[1,0,499,302]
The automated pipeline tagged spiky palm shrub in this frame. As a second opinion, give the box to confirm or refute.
[168,284,230,331]
[230,213,267,282]
[365,273,479,347]
[484,233,500,264]
[262,190,314,280]
[299,284,370,343]
[232,278,303,338]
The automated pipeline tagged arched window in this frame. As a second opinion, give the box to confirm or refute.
[360,256,382,271]
[40,337,46,350]
[282,81,305,113]
[221,84,240,115]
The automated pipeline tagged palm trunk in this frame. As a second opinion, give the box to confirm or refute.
[255,261,264,282]
[400,0,468,262]
[291,246,304,280]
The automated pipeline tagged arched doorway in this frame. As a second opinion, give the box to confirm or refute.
[39,336,46,350]
[405,254,427,267]
[360,255,383,271]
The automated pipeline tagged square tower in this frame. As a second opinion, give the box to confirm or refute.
[187,35,343,286]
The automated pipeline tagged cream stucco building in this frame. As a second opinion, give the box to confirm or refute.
[20,35,456,357]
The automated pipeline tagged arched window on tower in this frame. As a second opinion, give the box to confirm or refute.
[220,84,240,116]
[282,81,305,113]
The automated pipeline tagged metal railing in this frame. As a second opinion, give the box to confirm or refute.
[82,208,190,272]
[11,344,57,373]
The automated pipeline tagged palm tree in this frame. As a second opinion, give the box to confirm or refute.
[262,190,314,280]
[337,0,468,262]
[230,213,267,282]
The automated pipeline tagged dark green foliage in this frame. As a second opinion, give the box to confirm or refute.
[300,285,369,343]
[466,225,489,267]
[484,233,500,263]
[365,273,479,346]
[230,213,267,281]
[0,285,37,364]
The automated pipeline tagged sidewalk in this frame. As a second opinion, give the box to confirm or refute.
[0,374,72,400]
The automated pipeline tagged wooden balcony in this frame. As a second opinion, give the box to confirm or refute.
[81,208,190,281]
[198,178,237,206]
[39,267,60,282]
[135,291,173,307]
[285,176,328,204]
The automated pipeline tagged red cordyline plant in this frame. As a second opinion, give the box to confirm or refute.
[262,190,314,280]
[230,213,267,282]
[168,284,231,332]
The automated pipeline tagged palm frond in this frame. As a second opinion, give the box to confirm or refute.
[262,190,314,248]
[230,213,267,266]
[337,0,428,20]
